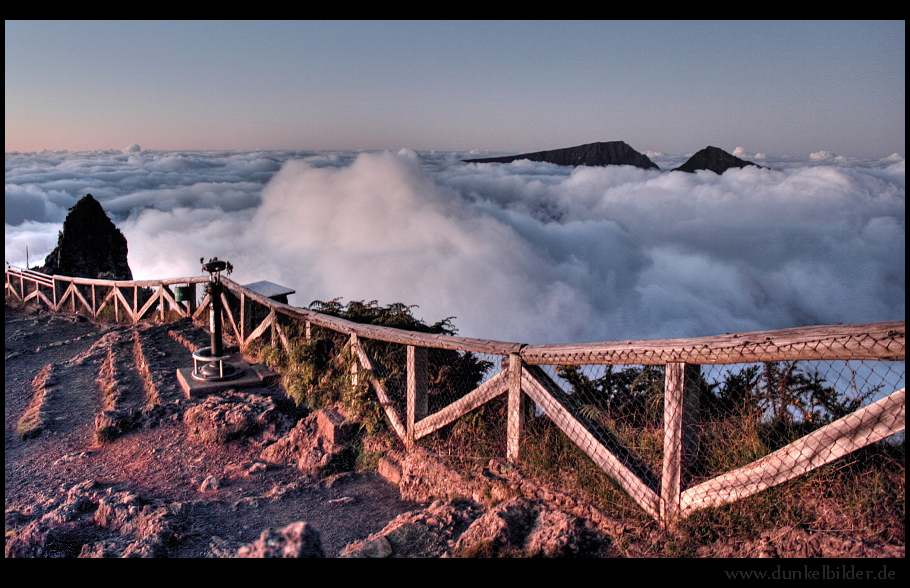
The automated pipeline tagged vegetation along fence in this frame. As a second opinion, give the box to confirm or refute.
[6,265,905,528]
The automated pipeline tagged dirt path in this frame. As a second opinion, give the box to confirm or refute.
[5,304,423,557]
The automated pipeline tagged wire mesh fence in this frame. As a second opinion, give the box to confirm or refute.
[519,356,904,524]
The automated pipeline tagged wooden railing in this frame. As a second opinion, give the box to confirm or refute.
[6,266,904,526]
[5,265,206,323]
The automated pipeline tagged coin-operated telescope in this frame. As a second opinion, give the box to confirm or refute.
[191,257,242,382]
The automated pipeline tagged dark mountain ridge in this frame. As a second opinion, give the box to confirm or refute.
[673,146,765,174]
[463,141,660,170]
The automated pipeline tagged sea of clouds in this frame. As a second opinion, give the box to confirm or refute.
[5,145,905,345]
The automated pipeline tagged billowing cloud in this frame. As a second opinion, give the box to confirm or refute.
[732,146,766,160]
[5,148,905,345]
[810,150,841,161]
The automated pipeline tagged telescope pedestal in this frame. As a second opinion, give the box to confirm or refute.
[176,257,280,397]
[177,353,278,398]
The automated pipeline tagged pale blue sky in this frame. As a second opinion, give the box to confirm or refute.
[5,20,905,157]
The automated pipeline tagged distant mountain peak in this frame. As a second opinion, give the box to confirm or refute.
[674,146,764,174]
[464,141,660,170]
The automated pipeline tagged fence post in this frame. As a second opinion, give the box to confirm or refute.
[239,291,249,348]
[349,333,360,389]
[507,353,524,461]
[661,362,701,526]
[269,309,277,347]
[407,345,428,448]
[187,283,197,316]
[53,276,62,310]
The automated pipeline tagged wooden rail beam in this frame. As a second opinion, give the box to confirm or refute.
[521,322,905,365]
[680,387,905,517]
[350,335,407,441]
[244,310,275,348]
[219,278,523,355]
[136,287,161,322]
[406,345,428,445]
[413,370,509,440]
[521,364,661,520]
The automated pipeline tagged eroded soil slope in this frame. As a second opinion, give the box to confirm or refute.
[5,304,420,557]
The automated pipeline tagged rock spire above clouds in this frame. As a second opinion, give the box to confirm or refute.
[39,194,133,280]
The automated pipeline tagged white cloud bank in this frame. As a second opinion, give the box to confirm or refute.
[5,148,905,344]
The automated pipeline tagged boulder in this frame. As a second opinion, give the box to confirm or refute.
[199,475,220,492]
[93,409,135,443]
[236,521,325,558]
[387,447,515,506]
[315,406,356,449]
[258,406,357,475]
[522,508,603,557]
[185,391,291,444]
[452,497,605,557]
[372,449,615,557]
[451,497,537,556]
[340,500,482,558]
[464,141,659,170]
[38,194,133,280]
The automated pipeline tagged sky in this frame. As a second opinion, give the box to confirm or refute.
[4,20,905,158]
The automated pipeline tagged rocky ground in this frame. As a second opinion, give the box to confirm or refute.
[5,304,419,557]
[5,302,905,558]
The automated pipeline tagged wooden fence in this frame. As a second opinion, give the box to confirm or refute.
[5,266,206,323]
[6,266,905,526]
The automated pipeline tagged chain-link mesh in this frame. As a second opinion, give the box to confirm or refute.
[413,352,508,470]
[687,360,903,479]
[678,359,904,516]
[517,353,903,527]
[238,296,902,528]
